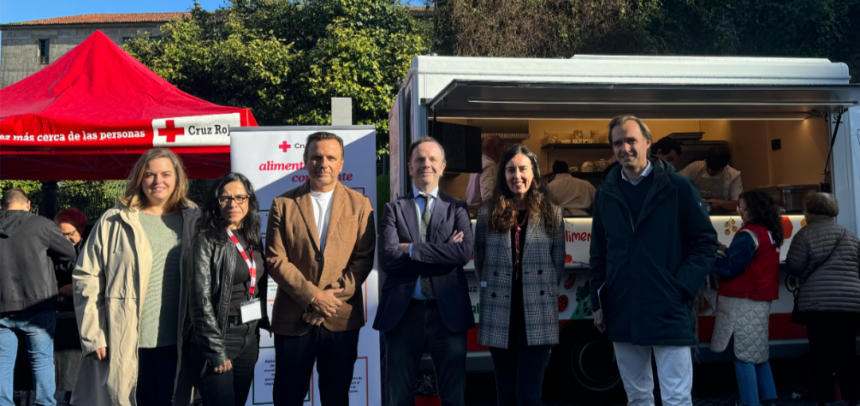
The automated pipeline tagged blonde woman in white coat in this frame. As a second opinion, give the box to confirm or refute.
[72,148,200,406]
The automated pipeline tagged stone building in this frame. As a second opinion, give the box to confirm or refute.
[0,13,189,88]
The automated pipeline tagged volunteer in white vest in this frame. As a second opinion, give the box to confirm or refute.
[679,145,742,212]
[466,135,505,206]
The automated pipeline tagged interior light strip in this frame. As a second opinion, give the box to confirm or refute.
[434,116,809,121]
[468,99,858,106]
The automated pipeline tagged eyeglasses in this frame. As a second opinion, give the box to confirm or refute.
[218,195,250,205]
[62,230,78,238]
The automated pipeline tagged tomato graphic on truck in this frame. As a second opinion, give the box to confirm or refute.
[564,274,577,291]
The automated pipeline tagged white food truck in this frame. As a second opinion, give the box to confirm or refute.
[387,55,860,403]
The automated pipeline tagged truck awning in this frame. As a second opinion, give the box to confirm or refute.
[426,82,860,120]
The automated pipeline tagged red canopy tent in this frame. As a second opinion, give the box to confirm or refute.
[0,30,257,180]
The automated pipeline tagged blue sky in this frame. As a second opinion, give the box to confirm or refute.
[0,0,228,66]
[0,0,227,25]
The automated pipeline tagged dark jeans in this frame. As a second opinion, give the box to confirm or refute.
[137,345,178,406]
[193,323,260,406]
[0,310,56,406]
[806,311,860,404]
[488,327,551,406]
[386,300,467,406]
[273,326,359,406]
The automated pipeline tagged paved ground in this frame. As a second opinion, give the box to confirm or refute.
[10,387,839,406]
[460,357,840,406]
[12,358,849,406]
[461,383,830,406]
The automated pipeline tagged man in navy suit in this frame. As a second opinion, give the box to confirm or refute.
[375,136,475,406]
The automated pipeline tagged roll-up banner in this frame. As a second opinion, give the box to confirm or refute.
[231,126,379,406]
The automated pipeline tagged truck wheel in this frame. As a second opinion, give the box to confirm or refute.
[549,322,626,405]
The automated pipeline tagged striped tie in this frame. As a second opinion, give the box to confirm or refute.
[418,194,435,299]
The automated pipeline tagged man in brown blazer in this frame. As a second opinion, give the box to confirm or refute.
[266,132,376,406]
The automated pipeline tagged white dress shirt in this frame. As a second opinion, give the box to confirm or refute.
[621,161,653,186]
[310,189,335,252]
[409,185,437,300]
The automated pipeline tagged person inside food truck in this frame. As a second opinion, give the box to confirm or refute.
[679,145,742,212]
[650,136,682,167]
[467,135,506,206]
[547,160,595,216]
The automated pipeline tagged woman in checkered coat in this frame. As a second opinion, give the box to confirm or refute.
[474,144,566,406]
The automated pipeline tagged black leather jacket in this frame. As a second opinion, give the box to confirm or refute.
[185,232,268,367]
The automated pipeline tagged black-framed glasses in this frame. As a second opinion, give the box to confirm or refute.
[218,195,250,205]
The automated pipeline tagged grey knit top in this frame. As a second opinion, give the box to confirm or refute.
[138,211,183,348]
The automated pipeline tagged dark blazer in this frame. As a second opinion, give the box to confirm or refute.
[374,192,475,333]
[589,158,718,346]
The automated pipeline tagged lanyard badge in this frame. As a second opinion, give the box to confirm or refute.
[226,228,256,295]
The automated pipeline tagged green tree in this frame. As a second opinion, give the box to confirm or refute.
[642,0,860,80]
[0,180,41,195]
[0,180,126,222]
[429,0,859,81]
[56,180,127,222]
[124,0,430,155]
[430,0,660,57]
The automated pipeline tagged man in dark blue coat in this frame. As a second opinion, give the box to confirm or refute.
[375,136,475,406]
[590,116,718,406]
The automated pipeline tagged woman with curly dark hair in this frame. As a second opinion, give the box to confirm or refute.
[474,144,565,406]
[710,190,782,406]
[181,172,268,406]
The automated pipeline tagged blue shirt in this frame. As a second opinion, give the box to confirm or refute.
[410,185,437,300]
[713,231,757,278]
[620,161,653,186]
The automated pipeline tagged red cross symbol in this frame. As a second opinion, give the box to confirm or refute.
[157,120,185,143]
[279,141,291,153]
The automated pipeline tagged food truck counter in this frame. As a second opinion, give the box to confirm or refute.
[462,215,805,270]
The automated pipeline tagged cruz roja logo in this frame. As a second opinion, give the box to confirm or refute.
[154,120,229,142]
[278,141,306,152]
[186,124,230,136]
[152,113,241,147]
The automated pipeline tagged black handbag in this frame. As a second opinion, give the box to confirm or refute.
[791,228,845,325]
